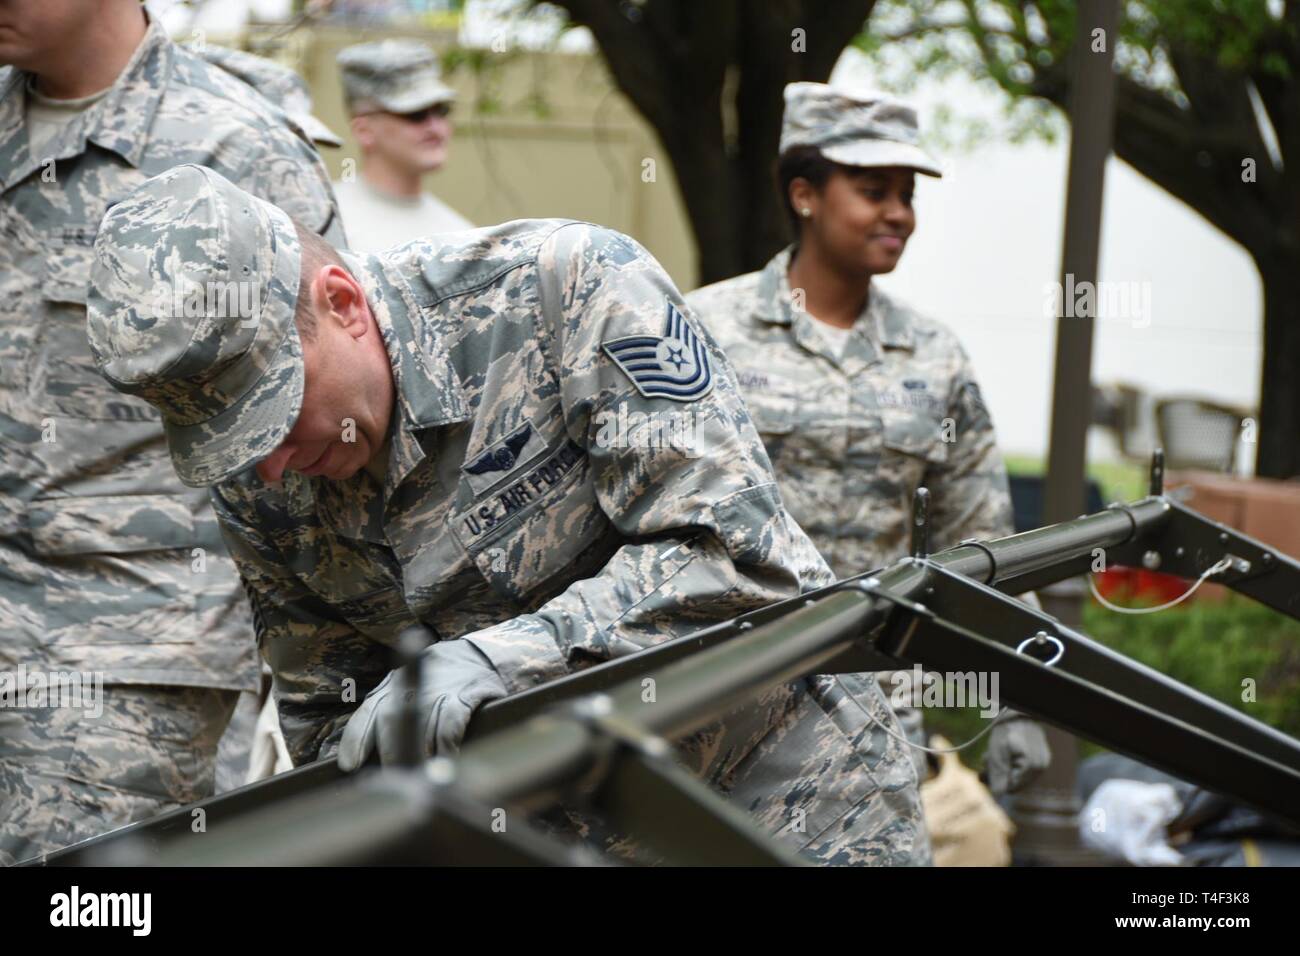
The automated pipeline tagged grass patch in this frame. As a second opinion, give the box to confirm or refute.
[1003,454,1148,504]
[917,595,1300,767]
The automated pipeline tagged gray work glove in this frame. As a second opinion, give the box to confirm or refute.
[983,712,1051,796]
[338,639,508,771]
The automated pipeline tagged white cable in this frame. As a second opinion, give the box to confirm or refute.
[1088,556,1233,615]
[867,558,1233,755]
[862,635,1062,755]
[863,704,1014,755]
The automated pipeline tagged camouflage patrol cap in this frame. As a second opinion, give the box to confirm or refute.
[194,44,344,147]
[779,82,942,177]
[337,39,455,115]
[86,164,305,489]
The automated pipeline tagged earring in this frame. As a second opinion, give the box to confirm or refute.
[800,207,812,218]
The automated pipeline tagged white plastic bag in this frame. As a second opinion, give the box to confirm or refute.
[1080,778,1184,866]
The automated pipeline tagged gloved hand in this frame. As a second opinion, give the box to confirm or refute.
[338,639,508,771]
[983,711,1051,796]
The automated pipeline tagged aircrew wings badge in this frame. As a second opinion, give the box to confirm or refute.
[602,301,714,402]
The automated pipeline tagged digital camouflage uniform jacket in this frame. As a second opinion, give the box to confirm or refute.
[687,245,1015,581]
[0,20,344,691]
[210,221,930,864]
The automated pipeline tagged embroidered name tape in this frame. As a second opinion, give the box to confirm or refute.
[455,440,585,542]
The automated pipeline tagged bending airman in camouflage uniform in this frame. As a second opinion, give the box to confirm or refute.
[687,83,1049,797]
[194,42,345,790]
[0,2,343,864]
[86,163,931,865]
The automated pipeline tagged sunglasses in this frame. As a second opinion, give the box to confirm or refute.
[386,102,453,123]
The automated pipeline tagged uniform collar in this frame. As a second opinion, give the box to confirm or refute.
[352,251,471,499]
[870,283,916,351]
[752,245,800,327]
[0,70,38,192]
[752,244,916,371]
[0,17,170,193]
[306,253,472,542]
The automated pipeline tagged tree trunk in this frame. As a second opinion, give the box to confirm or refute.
[551,0,877,287]
[658,100,748,285]
[662,24,836,286]
[1255,255,1300,479]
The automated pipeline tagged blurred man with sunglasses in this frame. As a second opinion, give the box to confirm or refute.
[334,39,472,252]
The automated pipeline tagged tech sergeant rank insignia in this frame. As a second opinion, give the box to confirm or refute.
[602,301,714,402]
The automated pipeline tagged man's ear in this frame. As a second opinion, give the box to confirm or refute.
[350,115,374,151]
[319,265,369,340]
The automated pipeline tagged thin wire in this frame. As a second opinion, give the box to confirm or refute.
[1088,557,1233,615]
[867,557,1233,755]
[866,641,1061,755]
[857,599,1064,755]
[865,702,1015,755]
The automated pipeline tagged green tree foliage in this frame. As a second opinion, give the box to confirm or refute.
[860,1,1300,479]
[547,0,882,284]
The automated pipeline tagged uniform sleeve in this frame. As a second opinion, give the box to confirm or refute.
[463,224,834,693]
[926,347,1016,550]
[209,480,390,765]
[231,122,348,249]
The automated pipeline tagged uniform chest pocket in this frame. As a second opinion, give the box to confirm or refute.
[449,440,613,608]
[27,494,204,646]
[880,407,951,463]
[288,531,406,611]
[743,390,798,437]
[34,233,161,422]
[741,391,802,476]
[879,407,951,508]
